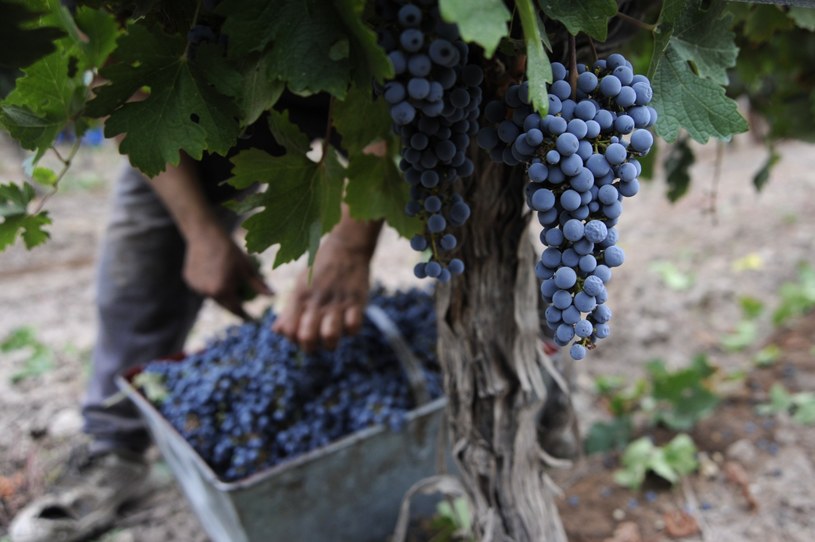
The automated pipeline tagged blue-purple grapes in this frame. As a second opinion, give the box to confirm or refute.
[477,54,656,360]
[378,1,481,281]
[140,289,442,482]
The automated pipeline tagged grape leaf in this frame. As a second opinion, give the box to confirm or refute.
[73,6,120,70]
[193,47,284,127]
[90,23,240,176]
[662,0,738,86]
[788,7,815,31]
[345,152,421,238]
[517,0,552,115]
[651,47,747,143]
[266,109,311,155]
[0,105,63,154]
[228,149,344,266]
[439,0,510,58]
[0,182,51,250]
[334,0,394,84]
[0,0,65,71]
[238,56,284,127]
[2,51,84,156]
[218,0,351,98]
[332,85,392,155]
[663,135,694,201]
[538,0,618,41]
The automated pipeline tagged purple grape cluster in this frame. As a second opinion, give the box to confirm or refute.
[376,0,483,282]
[140,289,441,482]
[478,53,656,360]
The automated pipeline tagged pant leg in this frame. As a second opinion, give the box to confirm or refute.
[82,165,208,455]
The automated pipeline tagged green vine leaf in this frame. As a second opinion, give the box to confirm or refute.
[788,7,815,31]
[517,0,551,115]
[228,149,344,266]
[332,84,392,156]
[334,0,394,84]
[538,0,618,41]
[0,0,65,71]
[0,182,51,250]
[89,23,240,176]
[659,0,738,86]
[345,152,421,238]
[651,47,747,143]
[439,0,510,58]
[218,0,354,98]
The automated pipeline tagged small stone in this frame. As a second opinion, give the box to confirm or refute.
[612,508,626,521]
[726,438,758,467]
[48,408,83,439]
[698,451,720,479]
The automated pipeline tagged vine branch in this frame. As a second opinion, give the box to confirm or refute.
[615,11,656,32]
[32,139,82,214]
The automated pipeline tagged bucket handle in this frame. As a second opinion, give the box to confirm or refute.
[365,304,432,407]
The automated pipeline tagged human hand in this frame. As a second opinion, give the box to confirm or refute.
[273,229,376,352]
[183,224,272,320]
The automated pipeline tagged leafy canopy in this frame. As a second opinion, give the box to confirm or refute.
[0,0,807,255]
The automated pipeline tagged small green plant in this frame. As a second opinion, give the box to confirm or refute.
[133,371,170,403]
[644,356,720,431]
[753,344,781,367]
[614,434,699,490]
[720,296,764,352]
[585,356,720,454]
[773,263,815,327]
[427,496,474,542]
[757,383,815,425]
[650,260,694,291]
[1,326,55,384]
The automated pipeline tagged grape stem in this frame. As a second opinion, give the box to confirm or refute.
[568,34,577,101]
[32,139,82,214]
[181,0,204,61]
[615,12,656,32]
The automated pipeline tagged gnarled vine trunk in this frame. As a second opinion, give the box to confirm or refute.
[436,154,574,541]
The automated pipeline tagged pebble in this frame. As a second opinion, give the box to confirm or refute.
[726,438,758,467]
[47,408,83,438]
[612,508,626,521]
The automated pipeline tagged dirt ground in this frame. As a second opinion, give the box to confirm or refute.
[0,132,813,542]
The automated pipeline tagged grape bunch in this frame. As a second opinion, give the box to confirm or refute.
[376,0,483,282]
[478,53,656,360]
[140,289,442,482]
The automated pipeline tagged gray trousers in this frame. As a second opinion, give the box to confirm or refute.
[81,166,237,455]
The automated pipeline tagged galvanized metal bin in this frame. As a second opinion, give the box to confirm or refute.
[117,368,447,542]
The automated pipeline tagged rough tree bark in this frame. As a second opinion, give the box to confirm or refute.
[436,152,575,541]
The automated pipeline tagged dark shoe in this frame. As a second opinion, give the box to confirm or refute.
[9,450,150,542]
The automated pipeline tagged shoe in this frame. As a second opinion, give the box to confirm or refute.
[9,449,150,542]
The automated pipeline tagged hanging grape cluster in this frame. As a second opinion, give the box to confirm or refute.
[478,53,656,360]
[376,0,483,282]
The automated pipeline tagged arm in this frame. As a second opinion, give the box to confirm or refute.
[273,205,383,352]
[148,154,272,318]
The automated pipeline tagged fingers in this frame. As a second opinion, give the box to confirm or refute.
[294,306,322,353]
[344,304,364,336]
[319,308,344,351]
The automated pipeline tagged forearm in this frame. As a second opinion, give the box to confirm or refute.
[146,154,222,241]
[326,204,383,258]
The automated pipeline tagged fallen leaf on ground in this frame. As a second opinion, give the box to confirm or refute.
[724,461,759,511]
[663,510,700,538]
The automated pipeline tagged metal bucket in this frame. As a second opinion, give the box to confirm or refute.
[116,306,448,542]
